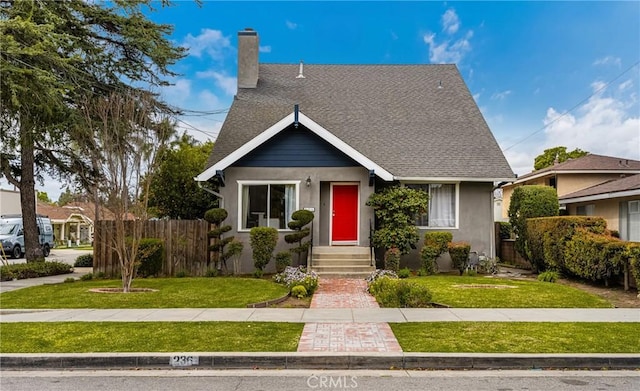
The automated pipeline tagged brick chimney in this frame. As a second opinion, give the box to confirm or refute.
[237,28,258,89]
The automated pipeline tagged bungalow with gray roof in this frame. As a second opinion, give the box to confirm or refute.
[195,28,514,274]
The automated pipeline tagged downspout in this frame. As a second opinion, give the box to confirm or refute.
[197,180,224,209]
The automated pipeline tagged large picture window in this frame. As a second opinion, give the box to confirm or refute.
[239,182,298,230]
[407,183,457,228]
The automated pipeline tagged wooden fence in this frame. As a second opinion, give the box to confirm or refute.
[94,220,210,277]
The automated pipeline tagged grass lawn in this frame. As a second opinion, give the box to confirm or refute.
[0,278,289,309]
[391,322,640,353]
[0,322,303,353]
[409,275,613,308]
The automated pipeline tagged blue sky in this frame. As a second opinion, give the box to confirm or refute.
[8,1,640,201]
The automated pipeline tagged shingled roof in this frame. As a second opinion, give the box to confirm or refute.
[204,63,514,181]
[559,174,640,201]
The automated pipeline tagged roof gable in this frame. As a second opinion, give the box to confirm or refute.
[200,64,514,181]
[196,110,394,181]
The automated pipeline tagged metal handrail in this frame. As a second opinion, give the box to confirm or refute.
[369,218,374,267]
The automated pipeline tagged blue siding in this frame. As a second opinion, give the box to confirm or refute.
[233,124,359,167]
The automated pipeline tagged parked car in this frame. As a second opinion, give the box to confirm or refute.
[0,214,54,258]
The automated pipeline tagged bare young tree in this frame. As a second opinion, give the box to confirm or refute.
[82,91,172,292]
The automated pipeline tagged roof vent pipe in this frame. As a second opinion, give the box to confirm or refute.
[296,60,305,78]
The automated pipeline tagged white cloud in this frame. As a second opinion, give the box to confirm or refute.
[286,20,298,30]
[619,79,633,91]
[198,90,221,108]
[593,56,622,67]
[540,87,639,164]
[491,90,512,101]
[161,79,192,106]
[196,71,237,96]
[182,29,231,60]
[259,45,272,53]
[422,8,474,64]
[441,9,460,34]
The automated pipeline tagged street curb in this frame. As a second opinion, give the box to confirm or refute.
[2,353,639,371]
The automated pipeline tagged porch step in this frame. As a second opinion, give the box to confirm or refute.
[310,246,375,277]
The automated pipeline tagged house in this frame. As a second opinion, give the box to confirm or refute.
[195,29,514,274]
[558,174,640,242]
[501,154,640,221]
[0,188,21,215]
[35,202,96,246]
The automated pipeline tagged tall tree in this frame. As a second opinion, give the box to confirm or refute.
[0,0,185,261]
[533,146,589,171]
[147,134,217,219]
[36,191,51,204]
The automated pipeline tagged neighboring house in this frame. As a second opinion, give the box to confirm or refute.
[36,202,95,246]
[559,174,640,242]
[502,154,640,220]
[195,29,514,273]
[0,188,21,215]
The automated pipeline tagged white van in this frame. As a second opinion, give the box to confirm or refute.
[0,214,54,259]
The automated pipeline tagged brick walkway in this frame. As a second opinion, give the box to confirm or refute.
[297,278,403,352]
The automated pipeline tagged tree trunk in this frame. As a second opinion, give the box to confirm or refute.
[19,121,44,262]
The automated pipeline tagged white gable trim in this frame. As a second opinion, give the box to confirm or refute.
[195,111,394,182]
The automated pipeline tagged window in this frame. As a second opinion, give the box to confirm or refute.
[407,183,457,228]
[239,181,298,230]
[576,204,595,216]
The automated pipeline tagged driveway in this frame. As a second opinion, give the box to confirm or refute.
[2,248,93,266]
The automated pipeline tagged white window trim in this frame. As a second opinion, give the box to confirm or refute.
[402,182,460,229]
[237,180,300,232]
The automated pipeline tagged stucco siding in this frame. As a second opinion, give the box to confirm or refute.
[219,166,374,273]
[401,182,495,271]
[557,173,624,196]
[567,195,640,233]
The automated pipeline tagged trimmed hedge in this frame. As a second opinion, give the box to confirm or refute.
[250,226,278,273]
[0,261,73,281]
[508,185,559,271]
[368,276,433,308]
[73,254,93,267]
[525,216,640,289]
[384,247,401,272]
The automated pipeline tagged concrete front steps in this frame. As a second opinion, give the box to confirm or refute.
[310,246,375,278]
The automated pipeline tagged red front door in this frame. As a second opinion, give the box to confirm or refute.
[331,184,359,243]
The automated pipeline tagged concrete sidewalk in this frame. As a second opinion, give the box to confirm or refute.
[0,267,92,293]
[2,307,639,323]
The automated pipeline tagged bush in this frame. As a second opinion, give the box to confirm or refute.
[367,186,428,254]
[508,185,559,270]
[384,247,401,272]
[205,208,236,272]
[275,251,292,273]
[478,257,500,275]
[498,222,512,239]
[291,285,308,299]
[420,232,452,275]
[74,254,93,267]
[253,269,264,279]
[136,238,164,278]
[538,270,560,283]
[204,208,228,224]
[175,270,189,278]
[564,229,627,285]
[448,241,471,275]
[397,267,411,279]
[80,273,93,281]
[204,268,218,277]
[250,227,278,273]
[0,261,73,281]
[64,277,75,283]
[526,216,607,272]
[368,276,432,308]
[273,266,319,294]
[365,269,399,284]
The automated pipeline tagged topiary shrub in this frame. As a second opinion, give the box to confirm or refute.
[136,238,164,278]
[508,185,559,271]
[284,209,314,266]
[0,261,73,281]
[367,186,428,254]
[275,250,292,273]
[226,240,244,275]
[204,208,235,273]
[384,247,401,272]
[250,226,278,275]
[74,254,93,267]
[420,231,452,275]
[448,241,471,275]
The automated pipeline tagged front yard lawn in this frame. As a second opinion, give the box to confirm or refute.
[411,275,613,308]
[0,322,303,353]
[391,322,640,353]
[0,278,289,309]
